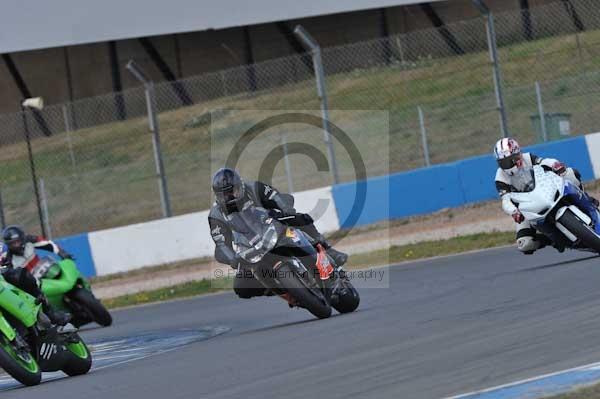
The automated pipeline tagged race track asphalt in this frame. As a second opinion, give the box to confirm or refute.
[5,246,600,399]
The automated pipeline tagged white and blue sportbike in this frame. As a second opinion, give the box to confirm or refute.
[511,165,600,253]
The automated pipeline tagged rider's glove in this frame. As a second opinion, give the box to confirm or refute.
[552,161,567,176]
[60,251,74,260]
[268,209,284,218]
[512,209,525,224]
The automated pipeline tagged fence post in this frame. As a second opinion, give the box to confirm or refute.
[0,189,6,230]
[62,105,77,169]
[126,61,172,218]
[220,70,228,96]
[38,178,52,239]
[418,106,431,167]
[294,25,340,185]
[473,1,509,138]
[281,132,294,193]
[535,81,548,142]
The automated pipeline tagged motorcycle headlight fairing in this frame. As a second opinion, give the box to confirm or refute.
[240,224,279,264]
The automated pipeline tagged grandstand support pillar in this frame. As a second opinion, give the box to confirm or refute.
[419,3,465,55]
[561,0,585,32]
[138,38,192,106]
[126,60,172,218]
[519,0,533,40]
[379,8,392,64]
[293,25,340,185]
[242,27,257,92]
[108,41,127,120]
[473,0,509,138]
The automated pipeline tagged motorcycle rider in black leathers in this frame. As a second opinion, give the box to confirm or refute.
[208,168,347,299]
[0,226,71,326]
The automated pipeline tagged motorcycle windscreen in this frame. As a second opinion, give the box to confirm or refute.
[512,167,536,193]
[229,206,279,263]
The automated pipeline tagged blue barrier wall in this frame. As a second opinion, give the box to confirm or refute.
[333,136,595,228]
[526,136,595,181]
[333,163,466,228]
[54,234,96,277]
[457,154,499,204]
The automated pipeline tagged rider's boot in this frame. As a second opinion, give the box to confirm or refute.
[36,295,71,326]
[579,183,599,207]
[517,235,543,255]
[279,293,297,308]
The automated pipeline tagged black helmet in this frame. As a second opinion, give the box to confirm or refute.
[212,168,245,213]
[2,225,25,255]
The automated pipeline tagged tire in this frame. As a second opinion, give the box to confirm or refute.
[62,336,92,376]
[0,336,41,386]
[278,264,331,319]
[332,280,360,314]
[558,209,600,252]
[70,288,112,327]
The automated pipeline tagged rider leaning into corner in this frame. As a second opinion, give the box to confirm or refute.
[208,168,348,299]
[494,137,600,255]
[0,225,72,325]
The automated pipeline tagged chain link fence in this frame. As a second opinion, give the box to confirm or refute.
[1,0,599,237]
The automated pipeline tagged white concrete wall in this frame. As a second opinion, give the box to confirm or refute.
[585,132,600,179]
[88,186,340,275]
[89,210,213,276]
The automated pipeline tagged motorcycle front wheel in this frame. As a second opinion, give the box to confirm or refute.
[557,209,600,253]
[0,335,41,386]
[277,263,331,319]
[332,279,360,314]
[70,288,112,327]
[62,334,92,376]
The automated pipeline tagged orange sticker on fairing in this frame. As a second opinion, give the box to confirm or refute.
[315,244,333,280]
[286,228,300,242]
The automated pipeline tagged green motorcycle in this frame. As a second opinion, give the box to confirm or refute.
[33,257,112,328]
[0,271,92,386]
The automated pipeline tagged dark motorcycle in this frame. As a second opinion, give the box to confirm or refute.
[229,206,360,319]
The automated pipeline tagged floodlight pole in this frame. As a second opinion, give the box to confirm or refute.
[293,25,340,185]
[126,60,172,218]
[21,100,47,237]
[473,0,509,138]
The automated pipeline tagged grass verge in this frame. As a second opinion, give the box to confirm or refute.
[100,231,514,309]
[544,383,600,398]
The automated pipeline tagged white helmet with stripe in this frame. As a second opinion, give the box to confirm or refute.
[494,137,523,176]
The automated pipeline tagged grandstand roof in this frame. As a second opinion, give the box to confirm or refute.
[0,0,441,54]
